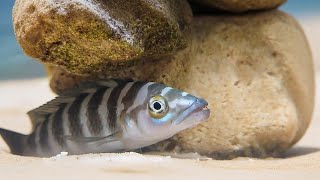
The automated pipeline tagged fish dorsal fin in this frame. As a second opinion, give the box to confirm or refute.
[27,96,76,129]
[28,79,131,129]
[59,79,127,96]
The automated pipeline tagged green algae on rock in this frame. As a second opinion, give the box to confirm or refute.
[189,0,286,13]
[48,44,192,95]
[13,0,193,74]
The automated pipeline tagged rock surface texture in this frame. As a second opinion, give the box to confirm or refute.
[49,10,315,159]
[171,11,314,158]
[48,46,192,95]
[189,0,286,12]
[13,0,192,74]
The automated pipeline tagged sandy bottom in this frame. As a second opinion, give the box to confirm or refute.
[0,18,320,180]
[0,76,319,180]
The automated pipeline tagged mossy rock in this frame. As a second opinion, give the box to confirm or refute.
[13,0,193,74]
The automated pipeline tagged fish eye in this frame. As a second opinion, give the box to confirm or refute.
[153,101,162,110]
[148,95,168,119]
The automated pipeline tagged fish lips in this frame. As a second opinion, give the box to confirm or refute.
[173,98,210,125]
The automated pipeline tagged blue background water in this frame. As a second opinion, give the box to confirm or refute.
[0,0,319,81]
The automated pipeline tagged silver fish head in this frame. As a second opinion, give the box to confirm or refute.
[123,82,210,147]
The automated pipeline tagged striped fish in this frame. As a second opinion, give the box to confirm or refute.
[0,80,210,157]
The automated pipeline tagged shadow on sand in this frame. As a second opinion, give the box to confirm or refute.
[285,146,320,158]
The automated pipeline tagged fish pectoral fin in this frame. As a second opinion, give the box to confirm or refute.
[64,131,121,144]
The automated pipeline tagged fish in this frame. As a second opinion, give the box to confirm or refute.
[0,79,210,157]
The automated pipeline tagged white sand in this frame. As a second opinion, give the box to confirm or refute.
[0,17,319,180]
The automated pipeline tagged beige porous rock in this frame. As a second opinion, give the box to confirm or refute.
[49,10,315,159]
[13,0,192,74]
[189,0,286,12]
[171,11,314,158]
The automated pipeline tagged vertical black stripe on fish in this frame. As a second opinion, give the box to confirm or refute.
[107,83,127,131]
[68,93,89,137]
[52,103,67,149]
[147,83,166,98]
[27,131,37,154]
[130,83,157,122]
[34,123,43,156]
[122,82,146,111]
[119,82,146,120]
[39,118,50,155]
[87,88,107,135]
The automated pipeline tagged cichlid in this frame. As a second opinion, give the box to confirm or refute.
[0,80,210,157]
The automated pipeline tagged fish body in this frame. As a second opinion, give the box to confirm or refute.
[0,80,210,157]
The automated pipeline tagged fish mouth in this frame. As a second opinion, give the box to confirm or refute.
[173,98,210,125]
